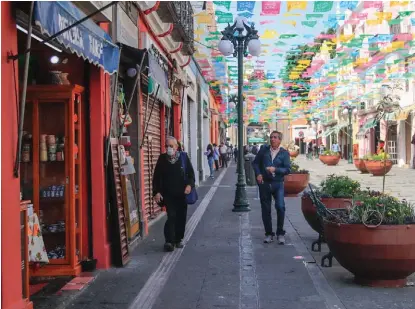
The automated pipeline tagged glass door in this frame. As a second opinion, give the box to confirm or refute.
[37,101,68,264]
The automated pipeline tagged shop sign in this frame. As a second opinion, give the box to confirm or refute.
[115,5,138,47]
[34,1,120,74]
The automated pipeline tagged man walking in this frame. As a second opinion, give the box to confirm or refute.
[252,131,291,244]
[219,143,228,168]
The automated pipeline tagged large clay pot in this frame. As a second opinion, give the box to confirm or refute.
[354,159,368,173]
[324,222,415,287]
[289,151,299,158]
[319,155,340,166]
[364,160,393,176]
[301,196,352,234]
[284,173,309,196]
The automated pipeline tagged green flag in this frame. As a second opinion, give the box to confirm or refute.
[306,13,324,19]
[302,21,318,27]
[213,1,231,10]
[313,1,333,13]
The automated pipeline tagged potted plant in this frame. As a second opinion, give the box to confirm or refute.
[354,155,369,173]
[319,150,340,165]
[363,153,393,176]
[302,175,359,235]
[322,191,415,287]
[284,159,309,196]
[286,142,300,158]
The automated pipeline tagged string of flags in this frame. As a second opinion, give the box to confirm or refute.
[193,1,415,125]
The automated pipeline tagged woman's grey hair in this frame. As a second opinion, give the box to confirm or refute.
[166,136,178,146]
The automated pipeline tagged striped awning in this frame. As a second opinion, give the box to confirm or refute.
[357,118,378,138]
[334,122,348,133]
[321,127,336,138]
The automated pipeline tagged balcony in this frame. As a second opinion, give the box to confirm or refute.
[156,2,194,56]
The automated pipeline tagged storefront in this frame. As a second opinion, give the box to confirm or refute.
[138,24,172,230]
[2,2,120,308]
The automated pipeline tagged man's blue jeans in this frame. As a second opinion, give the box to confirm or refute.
[258,181,286,236]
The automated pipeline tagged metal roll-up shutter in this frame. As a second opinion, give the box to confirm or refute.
[142,94,162,222]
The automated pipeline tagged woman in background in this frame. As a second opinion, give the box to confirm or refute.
[205,144,215,178]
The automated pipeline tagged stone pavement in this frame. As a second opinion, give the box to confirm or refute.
[52,162,415,309]
[295,155,415,204]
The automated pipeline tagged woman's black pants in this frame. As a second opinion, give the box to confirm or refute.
[163,196,188,244]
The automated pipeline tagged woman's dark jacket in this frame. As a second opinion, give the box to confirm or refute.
[152,152,195,198]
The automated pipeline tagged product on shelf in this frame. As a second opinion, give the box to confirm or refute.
[47,245,65,259]
[41,185,65,198]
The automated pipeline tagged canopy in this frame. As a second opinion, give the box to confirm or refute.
[357,118,378,138]
[34,1,120,74]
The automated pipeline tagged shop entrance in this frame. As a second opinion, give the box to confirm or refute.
[142,95,162,222]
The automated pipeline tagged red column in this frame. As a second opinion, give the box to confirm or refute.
[89,66,110,269]
[1,3,33,309]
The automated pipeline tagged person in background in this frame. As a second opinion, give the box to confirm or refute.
[252,131,291,245]
[153,136,195,252]
[227,145,232,160]
[319,144,325,154]
[205,144,215,178]
[252,142,259,155]
[307,142,313,160]
[377,140,385,154]
[234,146,238,163]
[213,143,220,171]
[220,142,228,168]
[331,141,340,155]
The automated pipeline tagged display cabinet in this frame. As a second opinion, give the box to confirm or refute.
[20,85,83,276]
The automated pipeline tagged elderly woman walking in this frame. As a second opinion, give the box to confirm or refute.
[153,136,195,251]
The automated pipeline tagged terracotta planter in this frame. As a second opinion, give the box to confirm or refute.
[324,222,415,287]
[289,151,299,158]
[301,196,352,234]
[284,173,309,196]
[319,155,340,166]
[364,160,393,176]
[354,159,369,173]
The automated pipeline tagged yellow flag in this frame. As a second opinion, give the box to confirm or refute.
[366,19,382,26]
[390,1,409,6]
[262,30,278,39]
[392,41,405,50]
[287,1,307,12]
[282,20,297,27]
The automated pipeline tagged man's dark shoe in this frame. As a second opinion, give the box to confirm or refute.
[175,240,184,248]
[164,243,174,252]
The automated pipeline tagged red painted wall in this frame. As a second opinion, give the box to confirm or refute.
[1,3,32,309]
[89,65,111,269]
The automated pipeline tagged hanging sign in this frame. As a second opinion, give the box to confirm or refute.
[34,1,120,74]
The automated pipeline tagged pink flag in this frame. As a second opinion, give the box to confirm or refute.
[394,33,412,41]
[261,1,281,15]
[260,20,276,25]
[364,1,383,9]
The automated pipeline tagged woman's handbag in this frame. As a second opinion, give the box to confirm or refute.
[180,152,198,205]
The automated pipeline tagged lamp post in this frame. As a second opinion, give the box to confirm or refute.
[342,106,358,163]
[311,116,320,157]
[218,17,261,212]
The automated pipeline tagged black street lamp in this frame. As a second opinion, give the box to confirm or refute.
[218,17,261,212]
[342,105,357,163]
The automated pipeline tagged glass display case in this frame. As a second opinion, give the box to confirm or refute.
[20,85,84,276]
